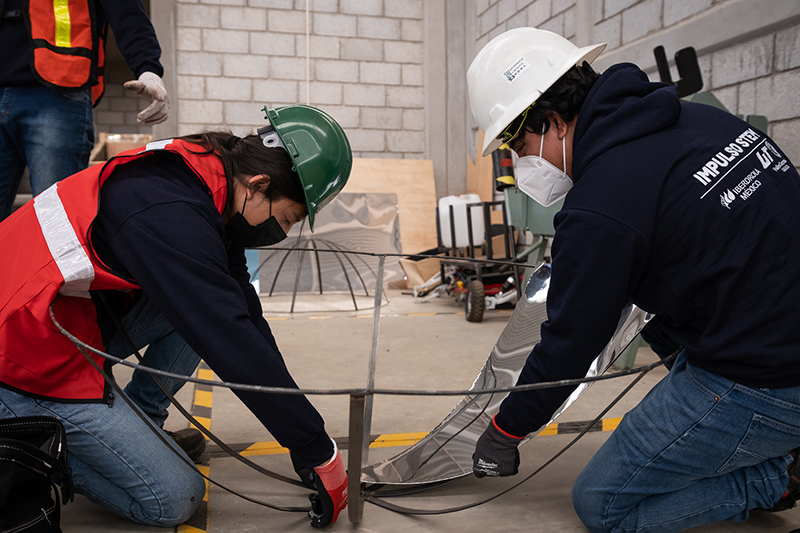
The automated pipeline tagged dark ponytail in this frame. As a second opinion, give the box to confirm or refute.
[178,131,306,217]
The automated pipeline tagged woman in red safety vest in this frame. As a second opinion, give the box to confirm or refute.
[0,104,350,528]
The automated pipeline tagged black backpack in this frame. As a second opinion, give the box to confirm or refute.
[0,417,73,533]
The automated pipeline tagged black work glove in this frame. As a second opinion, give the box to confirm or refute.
[291,444,348,528]
[472,414,524,478]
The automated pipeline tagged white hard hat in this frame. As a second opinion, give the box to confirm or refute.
[468,27,606,156]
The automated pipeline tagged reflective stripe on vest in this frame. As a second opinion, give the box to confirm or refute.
[33,184,95,298]
[27,0,95,92]
[53,0,72,47]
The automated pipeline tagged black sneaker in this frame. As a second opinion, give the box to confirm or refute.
[165,428,206,463]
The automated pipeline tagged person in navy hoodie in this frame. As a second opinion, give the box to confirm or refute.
[469,27,800,532]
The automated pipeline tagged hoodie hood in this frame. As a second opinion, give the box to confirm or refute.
[572,63,681,180]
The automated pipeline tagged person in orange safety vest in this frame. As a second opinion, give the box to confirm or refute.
[0,0,169,222]
[0,105,350,528]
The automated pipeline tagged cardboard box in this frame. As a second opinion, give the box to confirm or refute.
[399,257,441,289]
[89,132,153,164]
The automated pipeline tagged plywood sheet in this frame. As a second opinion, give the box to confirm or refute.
[465,130,495,202]
[345,158,437,254]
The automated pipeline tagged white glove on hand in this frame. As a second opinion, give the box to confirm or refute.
[123,71,169,125]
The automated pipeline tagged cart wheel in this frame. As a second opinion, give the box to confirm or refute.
[465,280,485,323]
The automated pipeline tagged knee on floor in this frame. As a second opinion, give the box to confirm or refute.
[572,471,613,533]
[134,471,206,527]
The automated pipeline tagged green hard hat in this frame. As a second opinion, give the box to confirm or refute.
[262,105,352,231]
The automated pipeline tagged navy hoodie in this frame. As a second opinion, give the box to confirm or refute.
[497,63,800,438]
[90,152,332,468]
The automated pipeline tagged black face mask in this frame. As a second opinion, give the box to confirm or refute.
[225,195,288,247]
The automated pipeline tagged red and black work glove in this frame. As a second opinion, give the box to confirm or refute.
[291,441,348,528]
[472,414,524,478]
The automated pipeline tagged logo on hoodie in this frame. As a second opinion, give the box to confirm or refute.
[720,189,735,209]
[693,128,761,186]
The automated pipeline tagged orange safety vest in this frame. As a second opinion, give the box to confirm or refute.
[24,0,106,104]
[0,139,229,401]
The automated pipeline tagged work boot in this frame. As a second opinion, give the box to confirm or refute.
[764,448,800,512]
[165,428,206,463]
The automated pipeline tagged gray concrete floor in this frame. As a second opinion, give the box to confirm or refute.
[61,290,800,532]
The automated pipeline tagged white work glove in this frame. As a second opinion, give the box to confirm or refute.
[123,71,169,125]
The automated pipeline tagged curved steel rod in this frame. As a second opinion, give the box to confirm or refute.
[310,239,324,295]
[364,369,650,515]
[252,246,536,270]
[290,247,307,313]
[251,250,280,283]
[49,307,673,398]
[317,239,359,310]
[315,237,390,305]
[315,238,372,297]
[269,249,295,297]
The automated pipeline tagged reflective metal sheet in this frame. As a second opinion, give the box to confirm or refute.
[361,263,651,484]
[257,192,404,295]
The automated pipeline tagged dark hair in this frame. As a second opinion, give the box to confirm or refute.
[178,131,306,217]
[504,61,599,153]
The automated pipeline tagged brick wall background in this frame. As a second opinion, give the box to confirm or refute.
[93,62,154,135]
[169,0,425,160]
[95,0,800,186]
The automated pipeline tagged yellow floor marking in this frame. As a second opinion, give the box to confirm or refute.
[370,431,428,448]
[269,317,289,320]
[408,312,437,317]
[177,526,205,533]
[212,421,623,458]
[309,316,332,320]
[240,441,290,456]
[537,423,559,436]
[191,417,212,439]
[199,465,210,501]
[197,369,215,381]
[194,390,213,408]
[177,466,210,532]
[357,314,375,318]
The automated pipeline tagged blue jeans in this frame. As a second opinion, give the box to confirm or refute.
[108,294,203,428]
[0,294,204,525]
[573,351,800,532]
[0,85,94,220]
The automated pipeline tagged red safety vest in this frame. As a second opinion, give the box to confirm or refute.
[24,0,106,104]
[0,139,229,401]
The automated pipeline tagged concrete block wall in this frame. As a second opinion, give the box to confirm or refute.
[172,0,426,159]
[706,25,800,163]
[475,0,579,52]
[93,61,155,136]
[473,0,800,163]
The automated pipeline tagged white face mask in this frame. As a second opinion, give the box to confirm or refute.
[512,125,572,207]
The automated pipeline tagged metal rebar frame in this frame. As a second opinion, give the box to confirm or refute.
[50,252,661,525]
[259,237,381,312]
